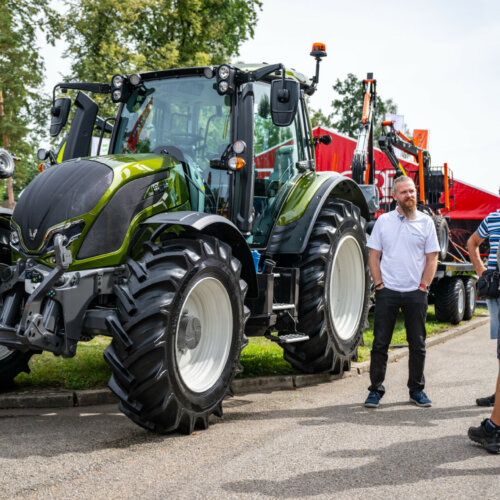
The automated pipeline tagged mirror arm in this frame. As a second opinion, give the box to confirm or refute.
[237,63,285,84]
[52,82,111,106]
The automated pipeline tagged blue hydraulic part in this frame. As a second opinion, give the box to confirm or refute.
[251,250,261,273]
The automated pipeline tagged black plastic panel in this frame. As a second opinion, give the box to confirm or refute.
[77,171,169,260]
[13,160,113,251]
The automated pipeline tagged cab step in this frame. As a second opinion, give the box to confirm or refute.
[272,303,295,311]
[268,333,310,344]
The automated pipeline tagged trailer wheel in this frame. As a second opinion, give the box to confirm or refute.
[433,215,449,261]
[461,276,476,321]
[435,276,465,324]
[281,198,370,374]
[106,236,248,434]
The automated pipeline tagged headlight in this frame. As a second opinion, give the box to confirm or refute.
[112,89,122,102]
[129,73,142,86]
[112,74,125,88]
[10,229,19,246]
[218,65,230,80]
[232,140,246,154]
[218,81,229,93]
[227,156,245,171]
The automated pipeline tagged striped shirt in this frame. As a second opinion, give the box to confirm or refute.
[477,209,500,270]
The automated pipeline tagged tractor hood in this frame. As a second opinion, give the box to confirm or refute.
[13,158,113,251]
[12,154,189,265]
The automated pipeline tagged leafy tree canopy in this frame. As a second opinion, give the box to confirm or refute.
[311,73,400,139]
[63,0,263,82]
[0,0,61,198]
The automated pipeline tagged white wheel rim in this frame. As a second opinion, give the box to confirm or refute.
[328,235,365,341]
[175,276,233,393]
[469,284,476,312]
[0,345,12,362]
[440,229,447,254]
[457,286,465,316]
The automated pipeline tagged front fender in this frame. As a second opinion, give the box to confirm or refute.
[141,212,258,297]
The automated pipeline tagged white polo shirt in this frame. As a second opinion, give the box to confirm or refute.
[367,209,440,292]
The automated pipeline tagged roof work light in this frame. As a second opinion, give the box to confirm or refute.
[216,64,236,95]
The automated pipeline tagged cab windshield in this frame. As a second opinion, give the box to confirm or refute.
[113,75,233,215]
[113,76,231,162]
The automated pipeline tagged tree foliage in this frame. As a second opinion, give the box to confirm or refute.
[311,73,400,139]
[63,0,263,82]
[0,0,61,198]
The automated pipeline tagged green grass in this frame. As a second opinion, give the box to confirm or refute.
[10,305,489,392]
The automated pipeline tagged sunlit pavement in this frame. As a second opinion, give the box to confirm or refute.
[0,322,498,499]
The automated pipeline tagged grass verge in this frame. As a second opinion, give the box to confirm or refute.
[10,305,488,392]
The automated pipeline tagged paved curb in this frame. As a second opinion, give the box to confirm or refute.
[0,316,489,410]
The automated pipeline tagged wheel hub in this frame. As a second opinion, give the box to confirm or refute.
[177,314,202,351]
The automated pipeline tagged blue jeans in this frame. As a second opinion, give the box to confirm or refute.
[486,297,500,340]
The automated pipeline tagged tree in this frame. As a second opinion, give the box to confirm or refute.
[0,0,61,200]
[60,0,261,120]
[63,0,263,81]
[312,73,401,139]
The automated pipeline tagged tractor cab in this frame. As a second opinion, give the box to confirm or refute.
[45,54,323,247]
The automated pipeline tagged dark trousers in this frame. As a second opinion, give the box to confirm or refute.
[369,287,428,396]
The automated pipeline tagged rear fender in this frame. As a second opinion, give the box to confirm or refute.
[140,212,258,297]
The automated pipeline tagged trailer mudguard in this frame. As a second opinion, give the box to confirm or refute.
[140,211,258,297]
[267,172,370,255]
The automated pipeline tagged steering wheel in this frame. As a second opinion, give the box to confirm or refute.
[168,132,203,144]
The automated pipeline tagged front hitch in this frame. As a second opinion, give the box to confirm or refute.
[0,235,125,357]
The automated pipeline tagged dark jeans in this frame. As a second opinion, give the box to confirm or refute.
[369,287,428,396]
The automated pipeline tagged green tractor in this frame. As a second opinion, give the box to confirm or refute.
[0,44,371,433]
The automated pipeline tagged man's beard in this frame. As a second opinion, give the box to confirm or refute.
[398,198,417,217]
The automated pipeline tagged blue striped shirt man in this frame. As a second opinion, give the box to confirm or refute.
[477,209,500,270]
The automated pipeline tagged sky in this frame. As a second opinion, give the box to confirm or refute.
[41,0,500,194]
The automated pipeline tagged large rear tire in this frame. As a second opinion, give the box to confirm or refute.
[281,198,370,374]
[105,236,248,434]
[433,215,449,261]
[435,276,465,324]
[461,276,476,321]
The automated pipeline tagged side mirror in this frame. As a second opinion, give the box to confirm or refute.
[0,149,15,178]
[314,134,332,147]
[270,79,299,127]
[50,97,71,137]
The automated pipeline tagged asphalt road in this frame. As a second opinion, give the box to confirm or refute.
[1,323,499,499]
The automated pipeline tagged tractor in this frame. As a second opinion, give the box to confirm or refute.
[0,44,371,434]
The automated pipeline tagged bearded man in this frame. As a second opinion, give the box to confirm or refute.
[364,176,440,408]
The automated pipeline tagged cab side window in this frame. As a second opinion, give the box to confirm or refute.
[251,82,303,244]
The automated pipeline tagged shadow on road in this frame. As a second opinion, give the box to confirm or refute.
[223,434,496,497]
[0,407,192,459]
[223,401,489,429]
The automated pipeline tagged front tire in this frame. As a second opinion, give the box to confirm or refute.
[0,230,33,389]
[105,236,248,434]
[0,347,32,389]
[281,198,370,374]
